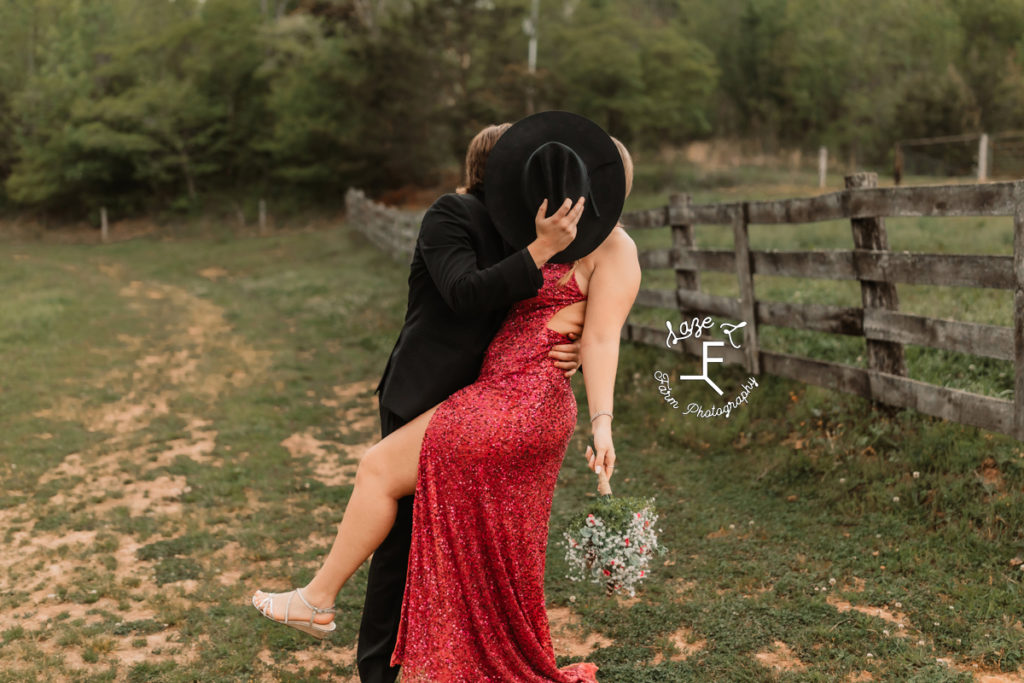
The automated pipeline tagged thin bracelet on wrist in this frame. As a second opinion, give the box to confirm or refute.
[590,411,613,423]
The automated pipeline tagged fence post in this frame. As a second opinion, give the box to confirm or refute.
[1013,182,1024,439]
[733,203,760,374]
[669,192,699,297]
[818,146,828,188]
[978,133,989,182]
[259,199,267,235]
[100,207,109,243]
[846,173,907,394]
[893,144,903,186]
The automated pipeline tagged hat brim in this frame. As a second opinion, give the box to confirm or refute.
[484,111,625,264]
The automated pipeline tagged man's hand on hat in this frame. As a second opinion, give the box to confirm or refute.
[527,196,585,269]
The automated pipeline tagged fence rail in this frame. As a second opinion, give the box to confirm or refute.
[619,173,1024,440]
[346,178,1024,439]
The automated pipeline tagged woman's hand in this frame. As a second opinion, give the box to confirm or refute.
[528,197,585,268]
[584,422,615,480]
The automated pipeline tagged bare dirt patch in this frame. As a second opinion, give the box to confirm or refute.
[754,640,807,672]
[651,625,706,664]
[547,605,613,658]
[827,595,910,630]
[199,266,230,281]
[282,380,379,487]
[1,269,273,678]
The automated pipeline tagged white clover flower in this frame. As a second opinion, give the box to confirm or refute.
[913,471,920,479]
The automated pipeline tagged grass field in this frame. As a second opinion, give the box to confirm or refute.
[1,170,1023,681]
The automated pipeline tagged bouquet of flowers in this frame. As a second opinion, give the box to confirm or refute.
[562,467,664,597]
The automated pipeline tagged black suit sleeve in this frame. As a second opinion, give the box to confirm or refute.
[419,194,543,315]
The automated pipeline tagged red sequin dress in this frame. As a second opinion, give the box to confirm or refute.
[389,261,599,683]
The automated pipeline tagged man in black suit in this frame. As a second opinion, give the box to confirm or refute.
[357,125,584,683]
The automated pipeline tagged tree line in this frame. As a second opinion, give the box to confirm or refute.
[1,0,1023,216]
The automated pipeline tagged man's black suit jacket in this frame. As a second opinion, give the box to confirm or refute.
[375,189,543,421]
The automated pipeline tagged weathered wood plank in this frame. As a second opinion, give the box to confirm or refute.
[756,300,864,335]
[667,202,739,225]
[634,287,742,319]
[1014,181,1024,439]
[752,250,858,280]
[635,289,677,309]
[744,182,1018,224]
[853,252,1013,289]
[638,249,672,270]
[620,207,669,229]
[675,289,742,319]
[639,247,735,272]
[848,172,907,381]
[636,246,1011,288]
[847,182,1017,219]
[675,249,735,272]
[745,193,846,224]
[733,205,760,373]
[670,193,702,318]
[623,322,746,366]
[867,371,1013,435]
[863,309,1013,361]
[645,181,1021,227]
[760,352,871,397]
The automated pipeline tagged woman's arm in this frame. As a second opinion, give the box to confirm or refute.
[578,227,641,480]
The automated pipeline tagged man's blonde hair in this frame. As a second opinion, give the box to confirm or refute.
[456,123,513,194]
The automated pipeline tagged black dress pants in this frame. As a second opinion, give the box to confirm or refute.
[356,403,413,683]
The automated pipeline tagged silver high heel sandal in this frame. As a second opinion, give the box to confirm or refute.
[251,587,337,639]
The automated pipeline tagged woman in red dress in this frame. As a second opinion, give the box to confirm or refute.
[253,114,640,683]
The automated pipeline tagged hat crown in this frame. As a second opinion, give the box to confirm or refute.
[484,110,625,263]
[522,141,591,215]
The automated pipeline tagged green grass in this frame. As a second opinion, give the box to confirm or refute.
[0,176,1022,680]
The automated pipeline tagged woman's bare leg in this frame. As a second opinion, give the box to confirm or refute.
[253,403,440,623]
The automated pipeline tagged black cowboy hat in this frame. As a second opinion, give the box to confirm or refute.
[484,111,625,263]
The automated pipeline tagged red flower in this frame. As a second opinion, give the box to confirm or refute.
[603,569,611,576]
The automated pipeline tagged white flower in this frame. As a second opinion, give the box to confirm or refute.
[892,496,900,503]
[912,471,920,479]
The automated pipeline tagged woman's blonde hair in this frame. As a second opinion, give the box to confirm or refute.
[456,123,513,194]
[557,136,633,286]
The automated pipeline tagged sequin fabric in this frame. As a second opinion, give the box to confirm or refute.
[390,261,598,683]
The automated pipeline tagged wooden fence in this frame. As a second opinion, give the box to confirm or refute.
[345,188,421,262]
[619,172,1024,439]
[346,177,1024,439]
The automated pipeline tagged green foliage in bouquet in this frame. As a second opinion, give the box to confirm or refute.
[562,495,664,597]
